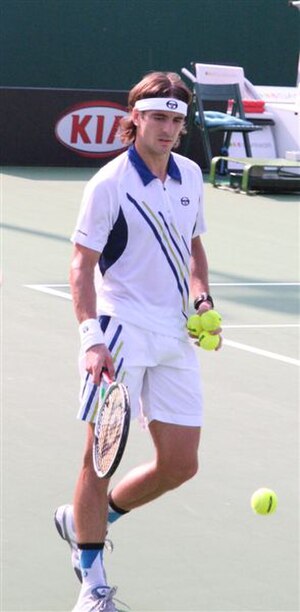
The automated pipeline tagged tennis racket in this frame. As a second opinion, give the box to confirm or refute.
[93,372,131,479]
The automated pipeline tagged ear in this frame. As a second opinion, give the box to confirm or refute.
[132,108,140,127]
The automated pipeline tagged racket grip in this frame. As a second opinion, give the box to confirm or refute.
[101,368,114,385]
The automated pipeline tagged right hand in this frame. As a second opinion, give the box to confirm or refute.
[85,343,115,385]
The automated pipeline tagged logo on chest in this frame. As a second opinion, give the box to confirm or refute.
[180,196,190,206]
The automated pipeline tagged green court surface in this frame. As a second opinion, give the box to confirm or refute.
[1,167,299,612]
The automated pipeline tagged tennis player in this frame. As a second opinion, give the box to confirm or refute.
[55,71,222,612]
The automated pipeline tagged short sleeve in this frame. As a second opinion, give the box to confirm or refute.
[71,176,119,253]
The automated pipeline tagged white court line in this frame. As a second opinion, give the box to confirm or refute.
[211,282,300,286]
[25,284,72,300]
[224,324,300,329]
[223,339,300,367]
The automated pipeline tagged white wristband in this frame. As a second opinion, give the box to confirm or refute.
[79,318,105,352]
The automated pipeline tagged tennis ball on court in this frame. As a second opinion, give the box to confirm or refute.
[198,330,220,351]
[200,310,222,332]
[251,488,278,515]
[187,314,203,337]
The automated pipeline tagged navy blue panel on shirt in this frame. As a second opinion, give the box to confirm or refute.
[128,145,182,185]
[99,206,128,275]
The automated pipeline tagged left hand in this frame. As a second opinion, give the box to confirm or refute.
[196,303,223,351]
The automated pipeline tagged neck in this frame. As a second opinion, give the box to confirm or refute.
[134,141,170,182]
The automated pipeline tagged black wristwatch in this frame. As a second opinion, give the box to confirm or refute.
[194,292,214,310]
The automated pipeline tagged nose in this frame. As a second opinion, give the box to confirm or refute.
[161,119,176,137]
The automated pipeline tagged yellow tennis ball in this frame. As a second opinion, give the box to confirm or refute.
[187,314,203,337]
[251,488,278,515]
[199,330,220,351]
[200,310,222,331]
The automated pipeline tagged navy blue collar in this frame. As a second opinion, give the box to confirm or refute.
[128,145,182,186]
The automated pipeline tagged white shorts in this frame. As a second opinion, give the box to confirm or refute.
[77,316,204,427]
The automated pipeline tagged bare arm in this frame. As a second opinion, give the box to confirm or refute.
[70,243,115,383]
[190,236,210,310]
[70,243,99,322]
[190,235,222,349]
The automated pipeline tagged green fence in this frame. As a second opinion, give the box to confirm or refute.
[1,0,299,89]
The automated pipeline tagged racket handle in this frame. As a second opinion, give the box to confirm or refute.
[101,368,114,385]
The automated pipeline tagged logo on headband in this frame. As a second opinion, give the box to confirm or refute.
[166,100,178,110]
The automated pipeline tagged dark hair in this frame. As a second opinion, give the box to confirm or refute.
[119,71,192,146]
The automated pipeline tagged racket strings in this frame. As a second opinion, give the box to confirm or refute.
[96,389,125,473]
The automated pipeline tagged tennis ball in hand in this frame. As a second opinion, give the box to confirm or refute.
[251,488,278,515]
[200,310,222,331]
[199,330,220,351]
[187,314,203,337]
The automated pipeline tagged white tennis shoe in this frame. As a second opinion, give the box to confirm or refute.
[54,504,114,583]
[54,504,82,582]
[72,586,118,611]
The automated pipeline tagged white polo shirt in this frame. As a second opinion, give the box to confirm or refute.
[71,145,206,339]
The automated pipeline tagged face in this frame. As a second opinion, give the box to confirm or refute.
[133,109,185,157]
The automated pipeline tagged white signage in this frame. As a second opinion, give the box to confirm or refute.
[55,101,128,157]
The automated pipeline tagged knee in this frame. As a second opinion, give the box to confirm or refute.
[80,424,95,471]
[78,447,108,493]
[159,456,199,491]
[78,441,97,485]
[81,448,93,471]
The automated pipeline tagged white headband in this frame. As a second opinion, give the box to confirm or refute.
[134,97,188,116]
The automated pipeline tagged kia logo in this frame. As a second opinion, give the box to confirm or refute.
[166,100,178,110]
[55,101,128,157]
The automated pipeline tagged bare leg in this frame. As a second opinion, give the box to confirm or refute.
[73,424,109,543]
[111,421,201,510]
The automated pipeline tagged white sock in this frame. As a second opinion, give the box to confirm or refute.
[78,545,107,590]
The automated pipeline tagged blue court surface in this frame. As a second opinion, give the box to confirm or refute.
[1,167,299,611]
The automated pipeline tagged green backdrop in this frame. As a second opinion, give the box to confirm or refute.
[1,0,299,90]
